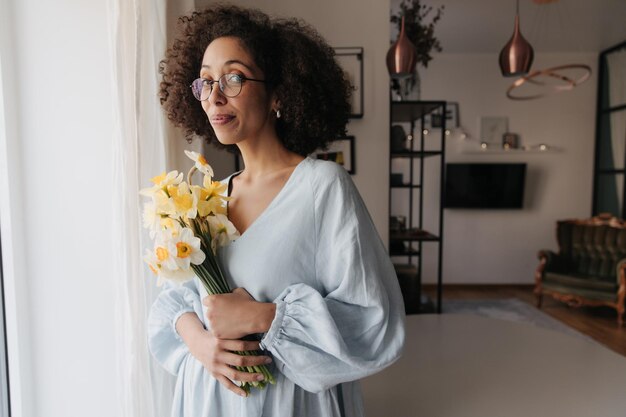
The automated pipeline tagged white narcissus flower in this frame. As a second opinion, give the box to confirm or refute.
[159,265,196,284]
[146,228,200,286]
[143,248,167,286]
[153,237,178,271]
[139,170,183,197]
[184,150,214,178]
[143,202,161,237]
[207,214,240,252]
[142,198,175,238]
[172,227,206,269]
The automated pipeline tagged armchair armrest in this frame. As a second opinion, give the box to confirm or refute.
[537,250,568,273]
[616,259,626,325]
[615,258,626,284]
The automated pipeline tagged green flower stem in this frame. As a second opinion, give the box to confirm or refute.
[181,219,276,392]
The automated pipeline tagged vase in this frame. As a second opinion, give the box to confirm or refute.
[400,69,421,101]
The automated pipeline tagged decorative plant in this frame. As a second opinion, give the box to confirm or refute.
[390,0,444,68]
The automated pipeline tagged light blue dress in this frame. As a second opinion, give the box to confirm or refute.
[148,156,406,417]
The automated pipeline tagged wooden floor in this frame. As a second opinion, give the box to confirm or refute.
[423,284,626,357]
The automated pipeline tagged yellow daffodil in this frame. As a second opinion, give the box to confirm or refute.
[139,170,183,197]
[193,181,228,217]
[184,150,214,178]
[207,214,239,253]
[172,227,206,269]
[166,182,198,219]
[203,176,229,203]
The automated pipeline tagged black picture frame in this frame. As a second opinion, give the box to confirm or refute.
[333,47,364,118]
[426,102,459,129]
[313,136,356,174]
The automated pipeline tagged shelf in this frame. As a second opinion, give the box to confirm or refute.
[461,146,561,154]
[391,150,443,158]
[388,99,445,316]
[390,229,440,242]
[390,184,421,189]
[393,263,418,276]
[390,248,421,256]
[391,100,447,122]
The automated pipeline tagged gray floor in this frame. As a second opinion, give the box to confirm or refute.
[361,314,626,417]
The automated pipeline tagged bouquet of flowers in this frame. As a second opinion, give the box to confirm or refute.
[140,150,275,394]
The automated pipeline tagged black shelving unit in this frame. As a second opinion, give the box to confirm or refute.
[389,100,446,314]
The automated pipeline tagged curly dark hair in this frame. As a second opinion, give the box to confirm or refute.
[158,4,351,156]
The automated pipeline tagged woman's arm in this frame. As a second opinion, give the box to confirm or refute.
[257,165,405,393]
[175,312,271,397]
[147,280,272,397]
[202,287,276,339]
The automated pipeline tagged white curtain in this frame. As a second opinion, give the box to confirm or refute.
[107,0,195,416]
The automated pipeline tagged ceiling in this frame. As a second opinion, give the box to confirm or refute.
[390,0,626,53]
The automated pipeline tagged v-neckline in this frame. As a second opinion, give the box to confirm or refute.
[226,157,308,241]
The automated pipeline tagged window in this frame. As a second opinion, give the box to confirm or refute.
[0,236,9,417]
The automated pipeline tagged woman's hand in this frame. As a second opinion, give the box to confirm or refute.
[203,288,276,339]
[176,312,272,397]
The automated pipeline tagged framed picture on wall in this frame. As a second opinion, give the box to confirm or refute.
[480,116,508,146]
[425,102,459,129]
[313,136,355,174]
[333,47,364,118]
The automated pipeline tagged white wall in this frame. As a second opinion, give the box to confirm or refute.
[417,53,598,284]
[2,0,118,416]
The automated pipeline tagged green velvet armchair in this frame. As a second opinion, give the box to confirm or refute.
[535,219,626,326]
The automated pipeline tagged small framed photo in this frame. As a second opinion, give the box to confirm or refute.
[425,102,459,129]
[313,136,355,174]
[446,102,460,128]
[480,116,508,146]
[334,47,364,119]
[502,133,519,149]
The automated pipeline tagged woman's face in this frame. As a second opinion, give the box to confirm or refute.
[199,36,277,146]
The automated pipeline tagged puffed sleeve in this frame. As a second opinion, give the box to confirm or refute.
[259,164,406,393]
[147,278,203,375]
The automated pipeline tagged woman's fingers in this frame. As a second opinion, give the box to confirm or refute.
[219,350,272,368]
[218,338,262,352]
[232,287,254,300]
[218,362,266,383]
[192,329,271,397]
[215,374,249,397]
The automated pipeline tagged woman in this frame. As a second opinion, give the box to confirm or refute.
[148,4,405,416]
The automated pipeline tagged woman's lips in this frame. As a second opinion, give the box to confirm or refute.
[210,114,235,126]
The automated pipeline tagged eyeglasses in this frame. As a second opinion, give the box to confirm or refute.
[190,73,266,101]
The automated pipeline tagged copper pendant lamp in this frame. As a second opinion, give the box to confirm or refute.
[499,0,534,77]
[387,16,417,77]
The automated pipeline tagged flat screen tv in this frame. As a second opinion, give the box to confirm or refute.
[444,163,526,209]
